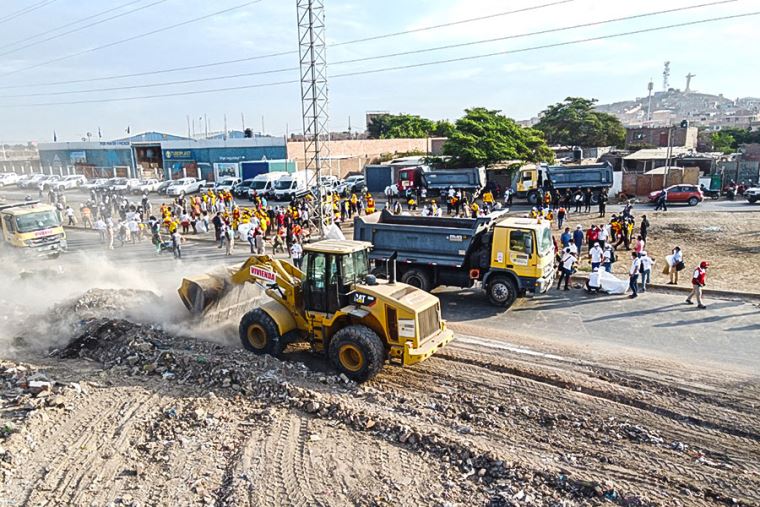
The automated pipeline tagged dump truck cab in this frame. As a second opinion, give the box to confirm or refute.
[181,240,454,381]
[0,201,66,257]
[484,217,555,305]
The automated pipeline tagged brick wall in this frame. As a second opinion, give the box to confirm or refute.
[625,127,698,149]
[287,138,433,178]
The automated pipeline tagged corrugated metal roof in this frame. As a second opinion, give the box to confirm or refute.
[623,147,693,160]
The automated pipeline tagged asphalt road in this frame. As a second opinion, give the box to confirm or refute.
[29,228,757,377]
[437,285,760,373]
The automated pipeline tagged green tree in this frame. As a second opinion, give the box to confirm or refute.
[367,113,439,139]
[710,131,737,154]
[432,120,456,137]
[534,97,625,147]
[442,107,553,167]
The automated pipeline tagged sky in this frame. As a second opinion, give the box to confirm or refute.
[0,0,757,143]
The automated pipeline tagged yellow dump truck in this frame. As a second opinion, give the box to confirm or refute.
[0,201,66,256]
[354,210,555,309]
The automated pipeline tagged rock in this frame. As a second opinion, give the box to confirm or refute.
[132,342,154,353]
[47,395,67,408]
[365,419,376,430]
[306,401,320,413]
[162,371,175,380]
[126,355,140,366]
[193,408,207,420]
[28,380,52,394]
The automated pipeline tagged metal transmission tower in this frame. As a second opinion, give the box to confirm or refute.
[662,61,671,91]
[297,0,331,234]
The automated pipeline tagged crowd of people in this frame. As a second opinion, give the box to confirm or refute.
[48,175,712,308]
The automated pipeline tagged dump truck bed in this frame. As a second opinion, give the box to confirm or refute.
[353,210,503,267]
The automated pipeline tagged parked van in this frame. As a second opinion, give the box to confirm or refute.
[247,172,288,199]
[273,170,313,201]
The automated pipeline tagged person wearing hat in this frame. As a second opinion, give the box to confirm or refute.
[588,242,603,271]
[686,261,709,309]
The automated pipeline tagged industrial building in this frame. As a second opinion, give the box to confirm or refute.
[36,132,288,181]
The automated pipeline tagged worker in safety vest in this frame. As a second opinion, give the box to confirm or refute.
[365,195,376,214]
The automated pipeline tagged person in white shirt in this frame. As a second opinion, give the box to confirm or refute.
[602,245,613,272]
[629,252,641,298]
[597,226,609,249]
[588,242,603,270]
[290,240,304,269]
[556,247,577,291]
[639,251,655,292]
[95,217,106,243]
[668,246,683,285]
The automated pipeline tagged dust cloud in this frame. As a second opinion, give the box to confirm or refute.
[0,251,257,356]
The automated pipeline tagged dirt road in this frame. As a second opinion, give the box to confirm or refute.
[2,312,758,506]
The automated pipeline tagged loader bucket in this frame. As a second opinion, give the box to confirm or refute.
[179,274,226,315]
[178,266,265,324]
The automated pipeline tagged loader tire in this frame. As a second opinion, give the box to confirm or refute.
[328,325,385,382]
[401,268,432,292]
[239,309,282,356]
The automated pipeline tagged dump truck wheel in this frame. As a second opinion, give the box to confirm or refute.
[401,268,432,292]
[328,325,385,382]
[487,277,518,308]
[239,309,282,356]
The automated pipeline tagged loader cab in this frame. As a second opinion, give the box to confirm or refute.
[302,241,371,315]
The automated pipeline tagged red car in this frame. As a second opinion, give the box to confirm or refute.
[648,184,703,206]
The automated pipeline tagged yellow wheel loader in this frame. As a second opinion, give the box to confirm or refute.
[178,240,454,382]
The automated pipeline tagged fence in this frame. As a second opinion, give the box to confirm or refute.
[621,167,700,196]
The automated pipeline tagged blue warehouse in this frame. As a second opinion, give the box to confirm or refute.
[38,131,288,181]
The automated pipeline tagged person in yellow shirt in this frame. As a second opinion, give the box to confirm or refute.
[470,201,479,218]
[350,193,358,215]
[365,195,376,214]
[407,196,417,211]
[482,190,494,210]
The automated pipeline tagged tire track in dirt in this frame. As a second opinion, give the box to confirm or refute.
[434,350,760,443]
[19,387,138,506]
[368,353,760,505]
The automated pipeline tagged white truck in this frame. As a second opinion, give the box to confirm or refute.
[54,175,87,191]
[167,177,206,196]
[0,173,21,187]
[273,170,313,201]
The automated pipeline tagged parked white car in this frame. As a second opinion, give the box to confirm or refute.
[0,172,21,186]
[214,177,241,192]
[167,177,205,196]
[745,186,760,204]
[39,174,62,190]
[17,173,45,189]
[81,178,107,191]
[54,175,87,191]
[132,178,160,194]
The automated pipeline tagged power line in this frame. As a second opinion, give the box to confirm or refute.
[2,10,757,108]
[0,0,170,57]
[0,0,57,25]
[0,0,265,78]
[0,0,740,99]
[0,0,574,89]
[330,0,576,48]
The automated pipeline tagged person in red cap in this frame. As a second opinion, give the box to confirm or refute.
[686,261,709,309]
